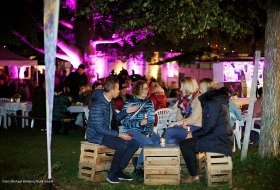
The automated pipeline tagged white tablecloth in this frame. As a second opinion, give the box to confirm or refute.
[68,106,89,119]
[1,102,32,129]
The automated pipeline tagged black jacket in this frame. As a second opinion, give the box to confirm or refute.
[193,89,234,157]
[64,71,88,98]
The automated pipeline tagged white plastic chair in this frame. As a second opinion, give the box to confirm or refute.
[230,112,242,151]
[251,117,261,134]
[167,107,177,125]
[153,108,172,137]
[0,98,10,103]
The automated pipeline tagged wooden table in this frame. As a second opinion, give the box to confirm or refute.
[144,144,181,185]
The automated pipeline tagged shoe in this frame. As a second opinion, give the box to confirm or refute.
[106,172,120,184]
[182,175,200,183]
[117,170,133,181]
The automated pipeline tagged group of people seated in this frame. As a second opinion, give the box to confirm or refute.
[86,74,260,184]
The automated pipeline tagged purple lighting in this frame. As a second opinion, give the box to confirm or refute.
[127,53,145,76]
[221,61,264,84]
[64,0,76,11]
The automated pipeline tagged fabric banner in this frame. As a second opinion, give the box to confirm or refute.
[43,0,60,179]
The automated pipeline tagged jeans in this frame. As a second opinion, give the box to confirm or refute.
[163,125,200,145]
[250,124,261,144]
[179,138,199,176]
[127,130,160,169]
[102,135,139,174]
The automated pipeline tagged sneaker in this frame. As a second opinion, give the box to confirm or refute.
[106,173,120,184]
[117,170,133,181]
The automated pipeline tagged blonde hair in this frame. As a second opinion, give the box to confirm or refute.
[153,82,165,94]
[180,77,199,95]
[199,78,216,94]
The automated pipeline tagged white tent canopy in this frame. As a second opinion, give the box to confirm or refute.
[0,46,37,66]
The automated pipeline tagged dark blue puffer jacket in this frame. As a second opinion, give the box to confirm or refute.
[86,89,128,144]
[193,89,234,157]
[121,95,155,135]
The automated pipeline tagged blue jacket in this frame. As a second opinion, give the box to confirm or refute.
[86,90,128,144]
[229,101,242,127]
[121,95,155,135]
[193,89,234,157]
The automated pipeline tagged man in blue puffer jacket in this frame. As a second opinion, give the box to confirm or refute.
[87,77,140,184]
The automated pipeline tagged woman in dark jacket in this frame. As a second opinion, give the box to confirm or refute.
[180,78,234,183]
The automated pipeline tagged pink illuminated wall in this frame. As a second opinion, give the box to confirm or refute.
[126,53,145,76]
[89,52,146,83]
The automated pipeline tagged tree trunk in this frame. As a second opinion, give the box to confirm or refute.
[259,9,280,158]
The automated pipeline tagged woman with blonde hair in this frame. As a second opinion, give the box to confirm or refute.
[179,78,233,183]
[150,82,167,111]
[163,77,202,144]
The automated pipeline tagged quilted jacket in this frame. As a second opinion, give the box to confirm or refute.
[86,90,128,144]
[121,95,155,135]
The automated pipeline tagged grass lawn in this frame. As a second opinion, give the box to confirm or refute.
[0,126,279,190]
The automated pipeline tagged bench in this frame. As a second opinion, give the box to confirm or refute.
[7,114,74,134]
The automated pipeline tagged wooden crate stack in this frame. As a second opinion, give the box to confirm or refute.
[205,152,232,187]
[78,141,114,182]
[144,145,181,185]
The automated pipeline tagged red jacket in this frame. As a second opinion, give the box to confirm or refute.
[150,93,167,111]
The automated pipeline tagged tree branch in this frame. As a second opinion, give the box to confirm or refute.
[12,31,71,61]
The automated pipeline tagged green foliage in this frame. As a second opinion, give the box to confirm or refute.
[94,0,266,43]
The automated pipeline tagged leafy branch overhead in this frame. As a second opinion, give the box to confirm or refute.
[92,0,266,42]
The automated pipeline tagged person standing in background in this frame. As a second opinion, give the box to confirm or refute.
[64,64,88,101]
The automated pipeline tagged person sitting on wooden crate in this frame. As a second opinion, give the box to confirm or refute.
[87,77,140,184]
[120,80,161,177]
[163,77,202,145]
[179,78,234,183]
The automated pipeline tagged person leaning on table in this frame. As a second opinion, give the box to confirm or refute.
[86,77,140,184]
[179,78,234,183]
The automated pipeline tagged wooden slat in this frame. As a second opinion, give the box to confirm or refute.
[144,148,180,157]
[95,155,113,164]
[95,163,111,171]
[208,164,232,170]
[144,174,180,185]
[144,167,180,175]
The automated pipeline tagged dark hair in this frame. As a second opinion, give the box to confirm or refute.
[92,81,102,90]
[257,87,263,98]
[104,77,118,92]
[54,83,64,93]
[219,87,231,98]
[78,64,85,70]
[132,80,146,96]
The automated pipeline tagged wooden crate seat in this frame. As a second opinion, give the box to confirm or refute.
[78,141,114,182]
[205,152,232,187]
[144,145,181,185]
